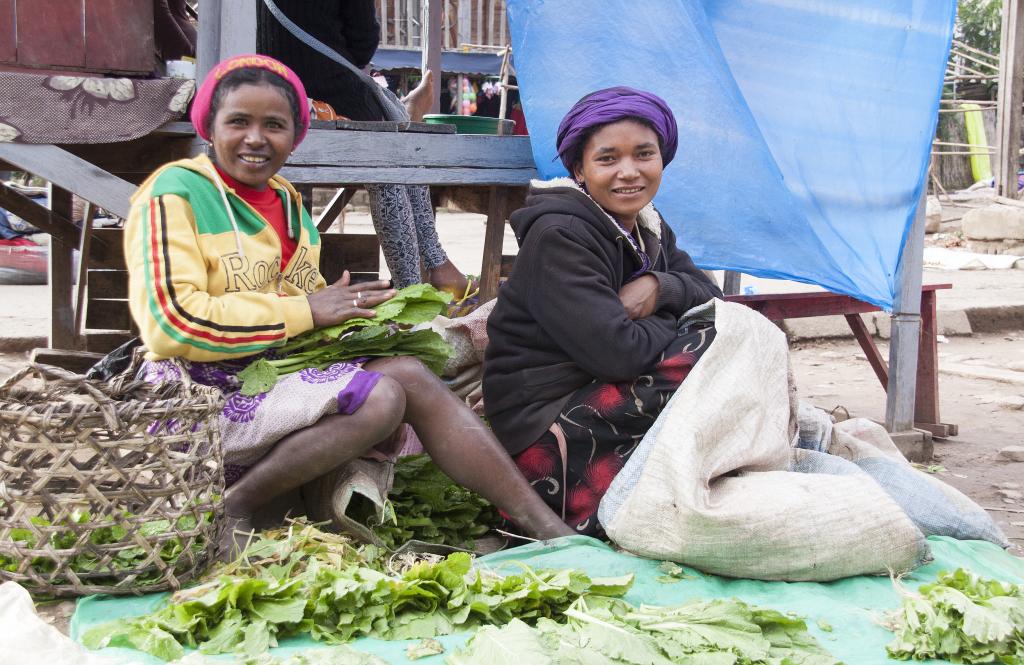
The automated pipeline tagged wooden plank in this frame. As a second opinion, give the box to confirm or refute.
[279,166,537,187]
[0,182,81,247]
[63,133,194,184]
[722,271,741,296]
[845,313,888,389]
[88,229,126,269]
[915,289,942,427]
[318,234,381,285]
[73,203,96,344]
[479,186,507,302]
[49,187,77,349]
[84,0,154,73]
[0,0,15,63]
[0,143,136,218]
[996,0,1024,196]
[291,130,535,169]
[85,298,132,332]
[723,292,880,321]
[16,0,86,69]
[29,348,104,374]
[85,331,135,353]
[87,269,128,299]
[316,188,354,232]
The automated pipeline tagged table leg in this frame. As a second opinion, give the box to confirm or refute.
[915,289,958,437]
[845,313,888,389]
[479,186,507,302]
[49,186,76,350]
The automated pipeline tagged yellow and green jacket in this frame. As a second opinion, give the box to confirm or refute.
[125,154,324,362]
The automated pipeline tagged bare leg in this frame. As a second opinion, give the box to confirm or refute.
[220,378,406,556]
[366,357,574,540]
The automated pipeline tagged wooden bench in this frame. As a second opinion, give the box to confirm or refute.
[725,284,956,438]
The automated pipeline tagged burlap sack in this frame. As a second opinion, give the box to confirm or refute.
[597,299,929,581]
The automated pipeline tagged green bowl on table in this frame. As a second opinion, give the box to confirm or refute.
[422,114,513,135]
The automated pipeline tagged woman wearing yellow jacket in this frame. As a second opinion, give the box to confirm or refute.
[125,54,573,554]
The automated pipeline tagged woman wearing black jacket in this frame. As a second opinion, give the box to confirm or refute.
[483,87,723,536]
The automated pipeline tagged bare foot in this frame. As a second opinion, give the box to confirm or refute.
[402,70,435,122]
[428,259,474,299]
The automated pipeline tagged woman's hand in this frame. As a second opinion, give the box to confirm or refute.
[307,270,396,327]
[618,274,660,320]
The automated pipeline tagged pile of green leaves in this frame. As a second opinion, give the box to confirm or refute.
[448,595,841,664]
[239,284,453,396]
[885,568,1024,663]
[82,520,634,662]
[0,508,210,586]
[354,454,503,550]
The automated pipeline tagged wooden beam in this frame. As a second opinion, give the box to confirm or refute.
[0,143,135,218]
[479,186,507,302]
[278,165,537,187]
[316,188,354,232]
[885,191,926,432]
[290,130,536,168]
[0,182,80,247]
[74,203,96,346]
[722,270,741,295]
[49,187,76,350]
[996,0,1024,197]
[422,0,443,114]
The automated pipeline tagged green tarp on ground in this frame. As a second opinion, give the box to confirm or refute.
[71,535,1024,664]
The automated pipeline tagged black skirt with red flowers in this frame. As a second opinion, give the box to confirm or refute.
[513,323,716,536]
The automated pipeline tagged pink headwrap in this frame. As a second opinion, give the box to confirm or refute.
[190,54,311,147]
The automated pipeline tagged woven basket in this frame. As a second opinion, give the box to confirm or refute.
[0,361,225,596]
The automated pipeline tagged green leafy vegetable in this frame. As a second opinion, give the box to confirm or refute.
[352,455,503,549]
[448,596,842,665]
[239,285,453,396]
[0,509,212,587]
[82,520,633,661]
[884,568,1024,663]
[653,560,697,584]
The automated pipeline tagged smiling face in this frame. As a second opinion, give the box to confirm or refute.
[209,82,296,189]
[572,119,664,230]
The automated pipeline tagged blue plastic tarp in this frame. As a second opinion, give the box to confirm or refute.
[506,1,956,309]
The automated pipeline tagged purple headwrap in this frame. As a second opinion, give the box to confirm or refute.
[555,86,678,172]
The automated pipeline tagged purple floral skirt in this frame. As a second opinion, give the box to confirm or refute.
[140,355,381,486]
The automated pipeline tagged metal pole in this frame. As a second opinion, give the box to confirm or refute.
[196,0,223,82]
[885,190,926,432]
[220,0,258,60]
[422,0,442,114]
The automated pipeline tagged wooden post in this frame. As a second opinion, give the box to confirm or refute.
[995,0,1024,197]
[422,0,442,114]
[479,186,508,302]
[48,186,76,350]
[722,270,741,296]
[220,0,257,60]
[196,0,222,82]
[885,190,926,432]
[73,202,95,347]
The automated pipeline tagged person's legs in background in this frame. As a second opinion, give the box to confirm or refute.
[406,185,474,298]
[366,184,423,289]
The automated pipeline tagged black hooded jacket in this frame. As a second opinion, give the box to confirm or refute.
[483,179,723,455]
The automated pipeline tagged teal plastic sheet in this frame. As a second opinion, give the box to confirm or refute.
[505,1,956,309]
[71,536,1024,664]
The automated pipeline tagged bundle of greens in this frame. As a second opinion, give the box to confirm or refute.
[82,520,634,661]
[239,284,453,396]
[0,507,211,586]
[353,454,503,550]
[884,568,1024,663]
[448,595,842,664]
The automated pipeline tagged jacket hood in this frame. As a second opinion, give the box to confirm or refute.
[132,153,304,259]
[510,177,663,246]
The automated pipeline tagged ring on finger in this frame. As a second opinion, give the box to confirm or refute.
[352,299,358,308]
[357,291,362,301]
